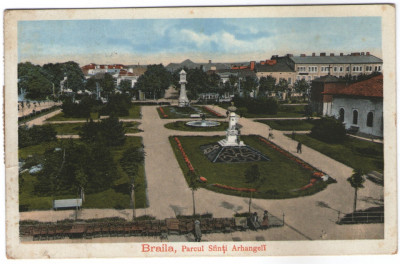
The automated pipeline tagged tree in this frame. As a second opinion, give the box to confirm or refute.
[100,73,116,98]
[135,64,172,99]
[242,76,258,97]
[258,76,276,96]
[18,62,53,100]
[310,117,347,143]
[187,170,199,216]
[275,78,288,93]
[347,169,365,214]
[119,79,132,93]
[85,77,98,92]
[293,79,310,94]
[245,165,264,213]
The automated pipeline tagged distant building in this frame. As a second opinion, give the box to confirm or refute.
[255,58,296,86]
[322,74,383,138]
[289,52,382,81]
[166,59,235,72]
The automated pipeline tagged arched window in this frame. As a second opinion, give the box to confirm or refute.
[339,108,345,123]
[367,112,374,127]
[353,110,358,125]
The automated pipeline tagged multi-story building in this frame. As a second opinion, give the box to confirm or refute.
[289,52,382,81]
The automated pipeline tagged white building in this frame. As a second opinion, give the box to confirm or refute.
[323,75,383,138]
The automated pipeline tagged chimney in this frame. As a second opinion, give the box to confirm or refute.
[366,52,370,56]
[209,60,212,64]
[361,52,365,56]
[320,52,326,56]
[250,61,255,71]
[351,52,360,56]
[330,53,335,56]
[340,53,343,56]
[287,53,293,57]
[300,54,306,57]
[312,53,315,57]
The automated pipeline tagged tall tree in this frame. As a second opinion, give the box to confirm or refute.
[275,78,289,92]
[347,169,365,213]
[242,76,258,97]
[293,79,310,94]
[258,76,276,96]
[187,170,199,216]
[245,165,264,213]
[18,62,53,100]
[135,64,171,99]
[100,73,116,98]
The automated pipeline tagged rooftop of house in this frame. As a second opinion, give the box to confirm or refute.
[322,74,383,98]
[255,60,295,73]
[312,75,343,83]
[290,53,382,64]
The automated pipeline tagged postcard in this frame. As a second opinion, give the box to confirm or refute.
[4,4,397,258]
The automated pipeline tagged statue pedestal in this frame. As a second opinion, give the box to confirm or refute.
[218,129,245,147]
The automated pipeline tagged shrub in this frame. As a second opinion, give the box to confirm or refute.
[18,124,57,148]
[310,117,346,143]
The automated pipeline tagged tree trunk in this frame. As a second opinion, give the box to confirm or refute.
[353,188,358,212]
[248,191,253,213]
[192,190,196,216]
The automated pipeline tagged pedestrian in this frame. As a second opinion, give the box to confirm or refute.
[297,142,302,153]
[194,220,202,242]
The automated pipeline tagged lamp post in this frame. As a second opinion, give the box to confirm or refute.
[131,183,136,220]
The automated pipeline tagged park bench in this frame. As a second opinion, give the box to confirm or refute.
[347,126,359,134]
[166,218,180,235]
[190,114,201,118]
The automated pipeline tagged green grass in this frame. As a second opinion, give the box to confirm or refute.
[120,104,141,119]
[256,119,316,131]
[46,105,141,121]
[164,121,229,132]
[18,136,147,210]
[170,135,330,199]
[47,112,98,121]
[293,134,383,173]
[219,104,305,118]
[47,122,141,135]
[157,106,224,119]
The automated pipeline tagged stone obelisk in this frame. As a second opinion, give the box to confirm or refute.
[178,69,189,107]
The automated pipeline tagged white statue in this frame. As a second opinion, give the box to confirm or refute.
[218,103,245,147]
[178,69,189,107]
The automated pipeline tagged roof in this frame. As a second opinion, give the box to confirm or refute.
[322,74,383,98]
[255,61,295,73]
[166,59,235,72]
[312,75,342,83]
[53,199,82,209]
[216,69,256,78]
[290,55,383,64]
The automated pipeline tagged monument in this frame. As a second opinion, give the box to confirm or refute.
[178,69,190,107]
[218,103,245,146]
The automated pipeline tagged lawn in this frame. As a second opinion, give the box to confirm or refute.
[293,134,383,173]
[157,106,225,119]
[18,136,147,211]
[170,135,331,199]
[218,103,305,118]
[256,119,316,131]
[47,121,141,135]
[164,121,229,132]
[46,105,141,121]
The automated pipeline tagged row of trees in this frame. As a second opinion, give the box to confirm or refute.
[18,61,85,100]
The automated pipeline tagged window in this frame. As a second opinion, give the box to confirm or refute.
[367,112,374,127]
[308,66,317,72]
[339,108,345,123]
[353,110,358,125]
[334,67,337,72]
[339,67,343,72]
[346,66,350,71]
[378,66,381,71]
[298,66,307,72]
[288,78,292,84]
[308,76,312,81]
[296,76,301,81]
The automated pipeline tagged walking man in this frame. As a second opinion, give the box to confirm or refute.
[297,142,302,154]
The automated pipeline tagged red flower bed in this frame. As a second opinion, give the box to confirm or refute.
[258,136,326,191]
[174,137,195,172]
[203,106,224,117]
[212,183,256,193]
[159,107,168,118]
[199,177,207,183]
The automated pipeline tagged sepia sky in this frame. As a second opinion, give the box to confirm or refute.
[18,17,382,66]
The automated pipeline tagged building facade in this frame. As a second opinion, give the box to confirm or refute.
[323,75,383,138]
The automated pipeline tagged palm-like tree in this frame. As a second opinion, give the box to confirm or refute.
[187,171,199,216]
[347,169,365,213]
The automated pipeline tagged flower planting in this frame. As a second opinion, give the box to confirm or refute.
[159,107,168,118]
[258,136,326,190]
[212,183,256,193]
[203,106,224,117]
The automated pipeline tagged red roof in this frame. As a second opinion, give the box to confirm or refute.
[322,75,383,98]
